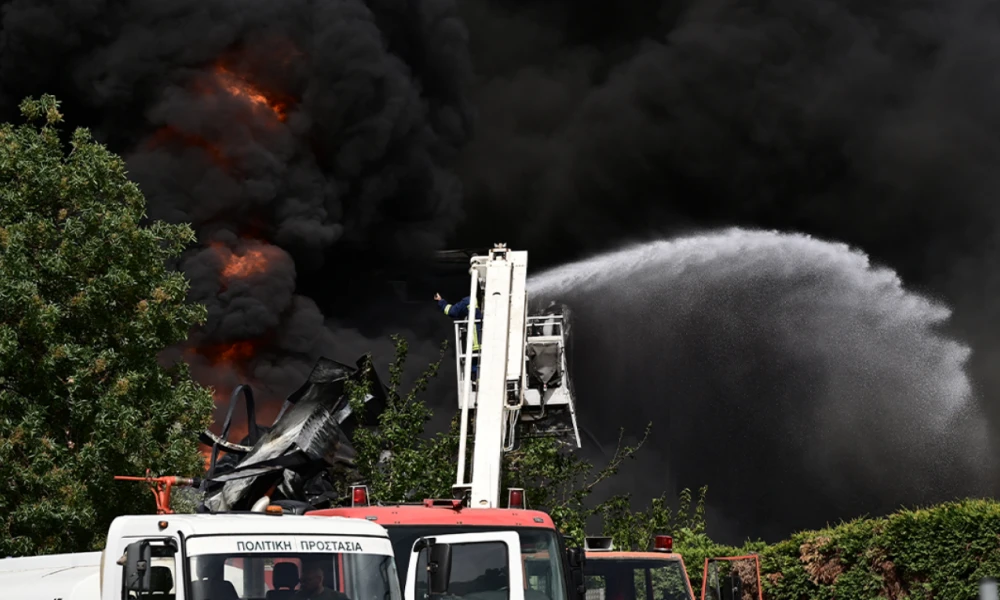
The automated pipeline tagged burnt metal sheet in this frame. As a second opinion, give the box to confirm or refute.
[198,355,387,512]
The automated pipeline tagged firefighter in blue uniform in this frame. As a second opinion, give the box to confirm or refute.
[435,292,483,385]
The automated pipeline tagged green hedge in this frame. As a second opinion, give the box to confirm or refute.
[676,499,1000,599]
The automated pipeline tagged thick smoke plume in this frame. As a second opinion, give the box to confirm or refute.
[0,0,472,431]
[453,0,1000,396]
[455,0,1000,279]
[5,0,1000,542]
[446,0,1000,539]
[529,229,992,542]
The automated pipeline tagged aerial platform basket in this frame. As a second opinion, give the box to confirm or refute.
[453,283,580,449]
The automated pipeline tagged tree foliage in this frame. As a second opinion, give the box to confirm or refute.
[677,498,1000,599]
[347,335,707,548]
[504,432,708,548]
[0,95,215,556]
[752,499,1000,599]
[348,335,460,503]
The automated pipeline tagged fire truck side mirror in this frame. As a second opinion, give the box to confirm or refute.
[124,541,152,594]
[566,547,585,569]
[427,542,453,596]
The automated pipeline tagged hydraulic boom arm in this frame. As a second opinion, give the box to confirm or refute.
[452,245,580,509]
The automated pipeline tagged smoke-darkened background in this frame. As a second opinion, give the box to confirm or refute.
[2,0,998,543]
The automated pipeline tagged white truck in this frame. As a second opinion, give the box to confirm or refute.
[0,509,403,600]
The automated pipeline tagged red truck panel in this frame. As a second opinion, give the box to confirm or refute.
[310,506,556,528]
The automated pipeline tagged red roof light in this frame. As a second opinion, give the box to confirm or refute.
[352,485,369,507]
[653,535,673,552]
[508,488,525,510]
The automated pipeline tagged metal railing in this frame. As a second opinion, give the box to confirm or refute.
[453,315,566,381]
[453,318,482,389]
[526,314,566,338]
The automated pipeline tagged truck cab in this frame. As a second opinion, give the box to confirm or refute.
[0,512,402,600]
[312,493,585,600]
[582,536,694,600]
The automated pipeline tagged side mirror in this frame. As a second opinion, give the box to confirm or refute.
[566,547,585,569]
[427,542,453,596]
[124,541,152,594]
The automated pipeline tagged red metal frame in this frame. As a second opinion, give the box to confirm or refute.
[337,553,346,593]
[114,469,197,514]
[699,555,763,600]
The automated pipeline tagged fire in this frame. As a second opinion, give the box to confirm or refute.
[145,126,228,167]
[214,65,288,121]
[199,340,260,367]
[193,340,265,470]
[162,53,296,472]
[142,62,292,169]
[209,241,273,282]
[198,368,286,472]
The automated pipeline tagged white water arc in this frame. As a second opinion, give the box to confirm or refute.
[527,228,989,539]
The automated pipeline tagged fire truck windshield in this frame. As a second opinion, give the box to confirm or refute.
[184,545,401,600]
[584,557,693,600]
[386,527,568,600]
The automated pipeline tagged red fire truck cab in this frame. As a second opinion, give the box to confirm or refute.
[311,488,585,600]
[582,536,695,600]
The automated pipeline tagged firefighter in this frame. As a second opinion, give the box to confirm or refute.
[435,292,482,385]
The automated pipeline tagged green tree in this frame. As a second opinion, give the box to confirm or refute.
[347,335,707,547]
[0,95,215,556]
[347,336,461,503]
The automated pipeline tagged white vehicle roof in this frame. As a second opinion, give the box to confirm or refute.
[0,513,392,598]
[0,551,101,600]
[107,513,389,538]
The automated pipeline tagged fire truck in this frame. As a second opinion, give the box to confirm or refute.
[580,536,764,600]
[0,476,403,600]
[581,536,695,600]
[311,245,587,600]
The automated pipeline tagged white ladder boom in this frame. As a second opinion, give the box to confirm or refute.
[452,245,581,509]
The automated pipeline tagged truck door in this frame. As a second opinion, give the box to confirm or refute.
[406,532,526,600]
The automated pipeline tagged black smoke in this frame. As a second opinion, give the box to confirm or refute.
[454,0,1000,275]
[447,0,1000,541]
[5,0,1000,544]
[0,0,472,420]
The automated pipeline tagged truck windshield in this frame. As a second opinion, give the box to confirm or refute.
[386,526,567,600]
[185,536,402,600]
[584,558,693,600]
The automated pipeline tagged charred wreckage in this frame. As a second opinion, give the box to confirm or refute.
[195,316,576,514]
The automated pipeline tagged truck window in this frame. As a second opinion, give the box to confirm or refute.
[386,526,565,600]
[121,542,178,600]
[519,531,563,600]
[584,575,607,600]
[414,542,510,600]
[583,561,692,600]
[188,551,401,600]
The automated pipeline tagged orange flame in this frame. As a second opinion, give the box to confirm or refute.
[211,241,272,281]
[222,246,268,279]
[199,340,260,367]
[198,368,285,472]
[215,65,288,121]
